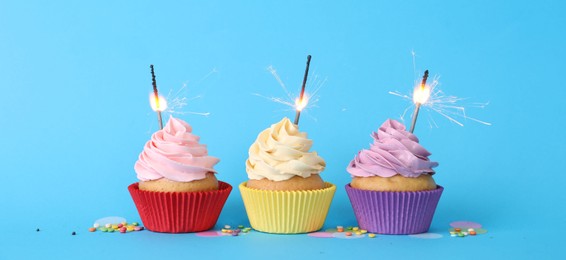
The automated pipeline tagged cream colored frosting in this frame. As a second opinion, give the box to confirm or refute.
[246,117,326,181]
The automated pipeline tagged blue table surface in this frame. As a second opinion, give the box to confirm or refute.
[1,0,564,259]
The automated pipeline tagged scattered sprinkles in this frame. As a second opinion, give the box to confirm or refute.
[90,221,145,234]
[72,232,76,236]
[196,224,253,237]
[449,221,488,238]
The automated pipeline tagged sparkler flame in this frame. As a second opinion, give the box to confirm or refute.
[295,95,309,112]
[413,84,431,105]
[390,75,491,127]
[149,94,168,112]
[254,65,325,122]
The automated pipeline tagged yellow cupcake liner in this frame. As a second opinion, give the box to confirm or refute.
[239,181,336,234]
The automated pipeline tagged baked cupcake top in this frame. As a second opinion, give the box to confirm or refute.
[347,119,438,178]
[134,116,219,182]
[246,117,326,181]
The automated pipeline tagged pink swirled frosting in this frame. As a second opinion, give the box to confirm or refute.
[134,116,219,182]
[347,119,438,178]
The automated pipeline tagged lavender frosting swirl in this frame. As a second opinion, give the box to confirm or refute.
[347,119,438,178]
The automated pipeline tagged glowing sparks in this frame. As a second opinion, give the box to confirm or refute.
[295,95,309,111]
[149,94,168,112]
[390,74,491,127]
[413,84,431,105]
[255,65,325,120]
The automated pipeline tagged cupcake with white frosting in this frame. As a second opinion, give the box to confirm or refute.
[240,117,336,234]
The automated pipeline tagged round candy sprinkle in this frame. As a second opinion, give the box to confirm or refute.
[112,224,118,229]
[107,229,114,233]
[368,233,376,238]
[336,226,344,232]
[100,227,108,232]
[88,227,96,232]
[93,223,100,228]
[454,228,461,232]
[36,228,40,232]
[117,224,124,228]
[468,228,475,232]
[134,227,142,231]
[346,226,353,230]
[72,232,76,236]
[105,224,111,228]
[127,227,134,232]
[470,231,477,236]
[355,231,362,235]
[345,232,352,236]
[238,225,245,229]
[232,232,238,236]
[352,227,359,231]
[132,222,139,226]
[224,225,231,229]
[361,230,367,234]
[457,233,464,237]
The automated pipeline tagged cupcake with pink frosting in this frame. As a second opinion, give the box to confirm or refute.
[345,119,443,234]
[128,116,231,233]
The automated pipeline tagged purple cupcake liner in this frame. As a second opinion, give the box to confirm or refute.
[345,184,443,235]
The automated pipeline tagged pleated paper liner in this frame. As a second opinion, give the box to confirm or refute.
[128,181,232,233]
[345,184,443,235]
[239,181,336,234]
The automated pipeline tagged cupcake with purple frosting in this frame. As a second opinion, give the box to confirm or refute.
[345,119,443,234]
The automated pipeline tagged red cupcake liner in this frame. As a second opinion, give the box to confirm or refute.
[128,181,232,233]
[345,184,443,235]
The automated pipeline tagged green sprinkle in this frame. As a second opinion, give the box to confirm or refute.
[107,229,115,233]
[100,227,108,232]
[238,225,245,229]
[346,226,353,230]
[132,222,139,226]
[457,233,464,237]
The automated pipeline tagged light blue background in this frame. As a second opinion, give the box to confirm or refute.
[1,0,564,258]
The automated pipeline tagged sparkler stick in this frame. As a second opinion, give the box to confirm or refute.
[294,55,312,125]
[150,65,164,129]
[409,70,429,133]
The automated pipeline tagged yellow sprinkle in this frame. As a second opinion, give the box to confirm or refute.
[127,227,134,232]
[355,231,362,235]
[368,233,376,238]
[352,227,359,231]
[111,225,118,229]
[361,230,367,234]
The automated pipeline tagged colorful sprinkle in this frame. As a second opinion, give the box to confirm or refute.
[360,229,367,234]
[88,227,96,232]
[470,231,477,236]
[345,232,352,236]
[368,233,376,238]
[72,232,76,235]
[93,223,100,228]
[105,224,111,228]
[238,225,245,229]
[224,225,231,229]
[352,227,359,231]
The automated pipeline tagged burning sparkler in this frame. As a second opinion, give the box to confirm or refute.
[390,71,491,129]
[150,65,166,129]
[254,56,325,123]
[294,55,312,125]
